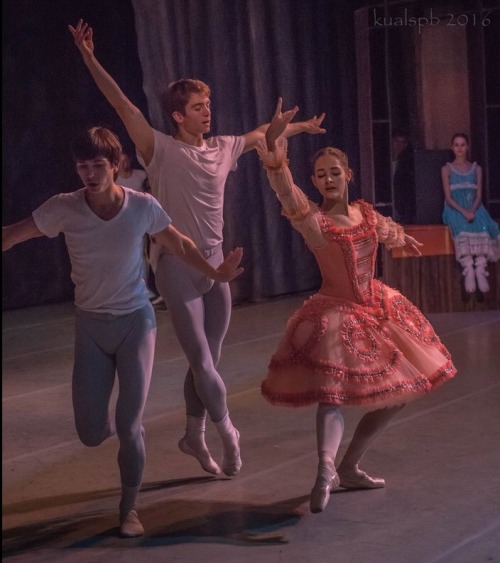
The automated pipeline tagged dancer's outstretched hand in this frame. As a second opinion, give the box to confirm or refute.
[216,247,245,282]
[403,234,423,256]
[68,19,95,59]
[265,98,299,151]
[301,113,327,136]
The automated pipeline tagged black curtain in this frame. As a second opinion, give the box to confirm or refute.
[2,0,150,310]
[2,0,361,310]
[132,0,362,304]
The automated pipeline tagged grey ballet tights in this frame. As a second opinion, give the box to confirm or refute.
[72,304,156,488]
[155,247,232,423]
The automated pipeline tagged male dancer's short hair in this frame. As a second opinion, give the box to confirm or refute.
[165,79,211,129]
[71,126,122,167]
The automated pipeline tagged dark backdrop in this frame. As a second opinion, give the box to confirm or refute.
[2,0,362,310]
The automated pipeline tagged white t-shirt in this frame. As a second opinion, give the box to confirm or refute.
[138,130,246,250]
[116,169,147,191]
[32,187,171,314]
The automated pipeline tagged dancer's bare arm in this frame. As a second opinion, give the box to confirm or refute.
[153,225,244,282]
[68,19,154,165]
[3,217,44,252]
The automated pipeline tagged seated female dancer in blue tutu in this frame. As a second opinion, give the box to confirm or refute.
[442,133,500,294]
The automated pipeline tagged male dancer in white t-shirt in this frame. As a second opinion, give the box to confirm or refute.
[2,127,243,538]
[69,19,326,478]
[116,152,161,300]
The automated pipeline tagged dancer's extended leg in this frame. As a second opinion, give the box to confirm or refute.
[73,305,155,537]
[156,251,240,476]
[115,305,156,537]
[337,404,405,489]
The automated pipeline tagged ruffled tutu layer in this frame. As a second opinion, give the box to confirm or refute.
[443,201,500,261]
[452,232,500,262]
[261,280,456,408]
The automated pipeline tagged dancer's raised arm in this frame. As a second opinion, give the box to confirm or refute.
[68,19,154,165]
[242,97,325,153]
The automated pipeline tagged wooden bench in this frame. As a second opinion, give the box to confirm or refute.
[382,225,500,313]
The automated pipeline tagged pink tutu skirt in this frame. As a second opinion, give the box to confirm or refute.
[261,280,456,408]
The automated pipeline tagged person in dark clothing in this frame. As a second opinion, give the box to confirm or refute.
[391,129,415,224]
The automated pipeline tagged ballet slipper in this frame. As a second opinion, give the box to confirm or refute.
[215,413,242,477]
[178,436,221,475]
[119,509,144,538]
[310,472,340,513]
[310,460,340,513]
[337,464,385,489]
[179,415,221,475]
[221,428,242,477]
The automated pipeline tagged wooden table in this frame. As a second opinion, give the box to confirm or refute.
[382,225,500,313]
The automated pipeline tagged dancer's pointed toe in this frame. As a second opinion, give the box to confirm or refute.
[338,465,385,489]
[119,509,144,538]
[310,471,339,513]
[178,436,221,475]
[221,429,242,476]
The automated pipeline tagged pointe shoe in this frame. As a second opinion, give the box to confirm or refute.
[178,436,221,475]
[120,509,144,538]
[222,429,242,477]
[337,465,385,489]
[310,471,340,513]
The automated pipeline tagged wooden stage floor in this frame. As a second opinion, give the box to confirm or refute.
[3,294,500,562]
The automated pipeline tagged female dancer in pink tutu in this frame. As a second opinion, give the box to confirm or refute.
[257,99,457,513]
